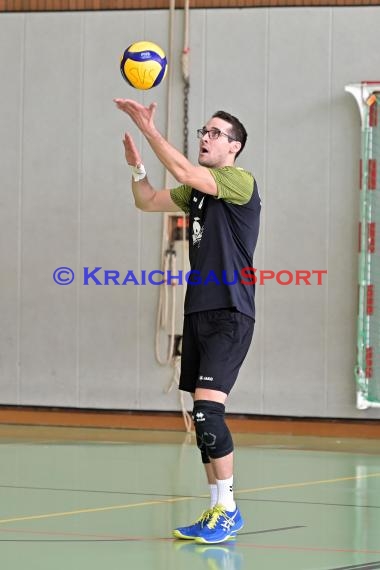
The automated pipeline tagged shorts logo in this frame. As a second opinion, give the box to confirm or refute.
[199,375,214,382]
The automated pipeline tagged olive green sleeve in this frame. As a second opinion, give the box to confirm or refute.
[209,167,254,205]
[170,185,192,213]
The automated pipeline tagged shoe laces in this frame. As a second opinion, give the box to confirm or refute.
[196,508,214,525]
[206,505,229,529]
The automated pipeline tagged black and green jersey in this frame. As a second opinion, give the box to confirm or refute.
[170,166,261,319]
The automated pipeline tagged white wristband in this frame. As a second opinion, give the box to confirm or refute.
[130,163,146,182]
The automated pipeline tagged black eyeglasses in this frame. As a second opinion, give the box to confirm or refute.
[196,128,236,142]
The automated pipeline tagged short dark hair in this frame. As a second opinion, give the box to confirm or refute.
[212,110,247,159]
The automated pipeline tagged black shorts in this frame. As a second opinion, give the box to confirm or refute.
[179,308,255,395]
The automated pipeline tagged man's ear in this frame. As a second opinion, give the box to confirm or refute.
[231,140,241,156]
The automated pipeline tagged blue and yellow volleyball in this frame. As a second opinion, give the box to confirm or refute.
[120,41,168,90]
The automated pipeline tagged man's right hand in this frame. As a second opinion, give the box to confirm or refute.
[114,99,157,137]
[123,132,142,167]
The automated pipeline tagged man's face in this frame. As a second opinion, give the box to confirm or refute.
[197,117,237,168]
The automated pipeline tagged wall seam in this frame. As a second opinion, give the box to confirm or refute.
[16,14,26,405]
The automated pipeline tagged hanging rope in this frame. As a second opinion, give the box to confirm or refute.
[155,0,193,432]
[155,0,177,367]
[176,0,192,432]
[155,247,176,365]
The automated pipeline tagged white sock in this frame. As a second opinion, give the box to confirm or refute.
[209,484,218,509]
[216,476,236,512]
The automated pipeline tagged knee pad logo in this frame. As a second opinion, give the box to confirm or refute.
[199,432,217,448]
[193,412,205,422]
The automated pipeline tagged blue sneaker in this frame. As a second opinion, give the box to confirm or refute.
[195,505,244,544]
[173,508,214,540]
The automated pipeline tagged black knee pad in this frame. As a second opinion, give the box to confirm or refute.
[200,449,210,464]
[192,400,234,460]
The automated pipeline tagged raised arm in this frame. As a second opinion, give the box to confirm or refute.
[121,131,180,212]
[114,98,218,196]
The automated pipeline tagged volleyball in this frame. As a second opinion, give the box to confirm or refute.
[120,41,168,90]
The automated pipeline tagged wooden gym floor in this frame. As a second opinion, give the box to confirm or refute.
[0,409,380,570]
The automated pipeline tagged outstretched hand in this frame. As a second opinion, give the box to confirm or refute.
[122,132,142,167]
[114,98,157,135]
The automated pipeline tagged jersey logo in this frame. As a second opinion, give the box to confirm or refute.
[192,216,204,247]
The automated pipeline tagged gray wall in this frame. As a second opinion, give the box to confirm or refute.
[1,7,380,418]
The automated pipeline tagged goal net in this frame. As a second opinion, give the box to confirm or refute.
[346,82,380,409]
